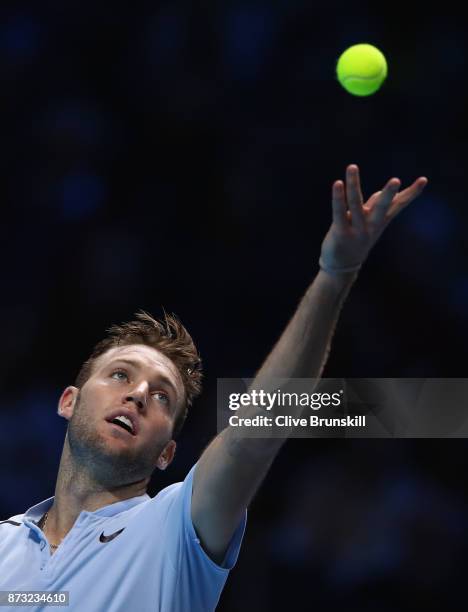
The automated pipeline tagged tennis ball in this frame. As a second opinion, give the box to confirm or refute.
[336,44,388,96]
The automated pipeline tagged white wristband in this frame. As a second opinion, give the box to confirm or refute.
[319,256,362,275]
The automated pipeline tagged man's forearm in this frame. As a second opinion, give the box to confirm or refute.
[224,268,359,457]
[253,269,358,384]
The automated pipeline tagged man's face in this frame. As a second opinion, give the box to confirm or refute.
[59,344,184,487]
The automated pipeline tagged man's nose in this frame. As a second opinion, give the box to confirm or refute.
[125,381,149,410]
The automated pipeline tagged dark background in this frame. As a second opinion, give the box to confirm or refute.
[1,2,467,610]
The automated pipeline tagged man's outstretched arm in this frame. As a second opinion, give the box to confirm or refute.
[192,164,428,564]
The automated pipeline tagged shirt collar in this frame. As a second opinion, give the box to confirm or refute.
[23,493,151,525]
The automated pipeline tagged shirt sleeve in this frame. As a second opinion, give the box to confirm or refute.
[160,462,247,612]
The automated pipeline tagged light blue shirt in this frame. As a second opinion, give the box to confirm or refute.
[0,463,247,611]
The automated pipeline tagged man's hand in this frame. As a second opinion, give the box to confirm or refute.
[320,164,428,272]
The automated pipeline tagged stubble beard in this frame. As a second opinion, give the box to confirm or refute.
[67,390,165,488]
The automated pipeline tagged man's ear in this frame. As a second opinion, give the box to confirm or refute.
[57,386,79,421]
[156,440,176,471]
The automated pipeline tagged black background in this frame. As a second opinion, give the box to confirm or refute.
[1,2,467,610]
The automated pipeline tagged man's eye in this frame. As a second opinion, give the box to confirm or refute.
[112,372,169,404]
[111,371,170,405]
[111,370,128,381]
[153,391,169,405]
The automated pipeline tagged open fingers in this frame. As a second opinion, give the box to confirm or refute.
[368,177,401,226]
[386,177,429,218]
[332,180,348,229]
[346,165,365,230]
[363,190,383,212]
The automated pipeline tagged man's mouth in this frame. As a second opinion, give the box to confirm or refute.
[108,417,135,436]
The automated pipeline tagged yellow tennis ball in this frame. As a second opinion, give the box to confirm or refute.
[336,44,388,96]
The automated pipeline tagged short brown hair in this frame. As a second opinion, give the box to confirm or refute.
[74,310,202,438]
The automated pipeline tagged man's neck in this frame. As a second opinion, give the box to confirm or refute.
[46,437,149,542]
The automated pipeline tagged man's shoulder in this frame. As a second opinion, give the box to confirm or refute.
[136,466,197,521]
[151,480,184,503]
[0,513,24,526]
[148,465,197,507]
[0,513,26,539]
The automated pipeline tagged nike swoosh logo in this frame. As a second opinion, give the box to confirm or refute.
[99,527,125,543]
